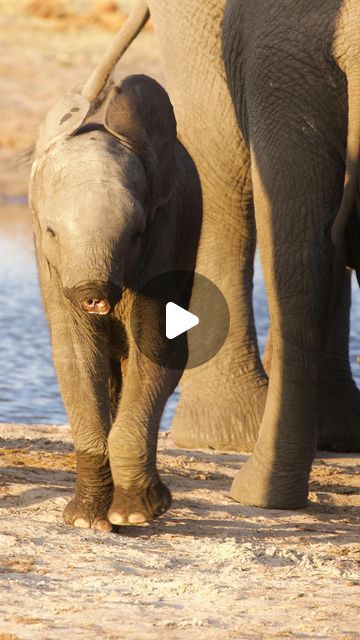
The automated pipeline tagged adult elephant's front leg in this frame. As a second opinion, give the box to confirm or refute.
[262,273,360,453]
[107,341,179,525]
[230,149,344,508]
[223,0,350,508]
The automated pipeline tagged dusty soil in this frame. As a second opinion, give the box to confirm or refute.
[0,3,359,639]
[0,423,359,639]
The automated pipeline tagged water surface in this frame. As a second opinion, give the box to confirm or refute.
[0,205,359,428]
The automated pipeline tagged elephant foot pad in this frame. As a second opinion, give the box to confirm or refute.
[108,482,172,525]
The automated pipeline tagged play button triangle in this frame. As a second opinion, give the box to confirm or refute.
[130,270,230,369]
[166,302,199,340]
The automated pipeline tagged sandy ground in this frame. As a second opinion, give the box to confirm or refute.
[0,4,360,639]
[0,423,359,639]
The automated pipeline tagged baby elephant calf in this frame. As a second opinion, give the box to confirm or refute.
[29,75,202,530]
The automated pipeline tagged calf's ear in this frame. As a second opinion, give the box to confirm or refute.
[35,92,91,158]
[104,74,177,213]
[30,92,91,210]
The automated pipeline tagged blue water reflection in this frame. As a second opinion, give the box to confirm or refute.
[0,207,359,427]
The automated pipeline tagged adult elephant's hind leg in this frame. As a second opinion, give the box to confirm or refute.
[171,196,268,452]
[170,141,268,452]
[224,0,351,506]
[150,0,267,453]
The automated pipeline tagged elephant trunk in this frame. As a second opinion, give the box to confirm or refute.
[60,238,125,315]
[81,0,149,104]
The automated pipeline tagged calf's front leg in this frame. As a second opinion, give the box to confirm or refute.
[46,294,114,531]
[107,329,180,525]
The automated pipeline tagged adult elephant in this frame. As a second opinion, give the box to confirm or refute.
[222,0,360,506]
[148,0,360,455]
[84,0,360,457]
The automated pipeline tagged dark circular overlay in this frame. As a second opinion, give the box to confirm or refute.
[130,270,230,370]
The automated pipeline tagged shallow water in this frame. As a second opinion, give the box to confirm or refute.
[0,205,359,428]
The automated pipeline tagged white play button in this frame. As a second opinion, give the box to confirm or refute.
[130,271,230,369]
[166,302,199,340]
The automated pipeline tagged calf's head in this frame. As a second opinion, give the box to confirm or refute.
[29,75,177,315]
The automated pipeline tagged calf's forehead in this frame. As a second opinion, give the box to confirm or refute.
[31,140,149,232]
[35,132,148,203]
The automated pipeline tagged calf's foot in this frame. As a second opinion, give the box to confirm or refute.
[108,480,171,525]
[63,452,114,531]
[63,491,113,532]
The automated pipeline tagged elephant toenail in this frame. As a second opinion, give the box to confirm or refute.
[94,519,112,532]
[108,512,127,525]
[128,512,147,524]
[73,517,91,528]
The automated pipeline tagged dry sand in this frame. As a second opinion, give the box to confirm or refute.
[0,4,359,639]
[0,423,359,639]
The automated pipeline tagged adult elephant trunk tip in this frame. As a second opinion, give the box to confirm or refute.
[331,66,360,245]
[81,0,150,105]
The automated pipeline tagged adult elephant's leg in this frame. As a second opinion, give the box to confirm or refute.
[150,0,267,451]
[223,0,355,507]
[318,269,360,451]
[223,5,348,504]
[231,150,342,508]
[264,274,360,452]
[173,193,268,451]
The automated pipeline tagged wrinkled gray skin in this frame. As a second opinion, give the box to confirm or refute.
[222,0,360,507]
[148,0,267,451]
[30,74,201,529]
[144,0,360,454]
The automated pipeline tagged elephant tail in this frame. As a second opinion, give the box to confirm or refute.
[331,66,360,245]
[81,0,150,104]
